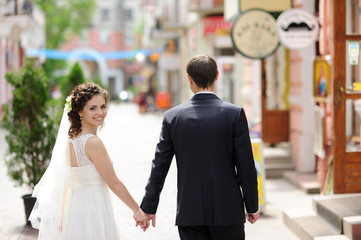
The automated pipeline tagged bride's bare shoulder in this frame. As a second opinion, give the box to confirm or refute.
[85,136,106,151]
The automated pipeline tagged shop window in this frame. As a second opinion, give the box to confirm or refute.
[125,9,133,21]
[346,0,361,34]
[345,40,361,152]
[100,8,110,21]
[5,50,14,71]
[346,98,361,152]
[100,30,110,45]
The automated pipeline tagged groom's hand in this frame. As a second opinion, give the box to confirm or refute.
[133,215,149,231]
[146,214,156,227]
[247,212,260,224]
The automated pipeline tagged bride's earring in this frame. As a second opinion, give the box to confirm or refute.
[80,116,82,121]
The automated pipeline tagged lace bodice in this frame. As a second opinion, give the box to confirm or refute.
[69,134,95,167]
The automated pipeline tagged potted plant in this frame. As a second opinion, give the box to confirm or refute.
[1,60,58,225]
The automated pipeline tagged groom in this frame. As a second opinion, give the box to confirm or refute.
[140,54,259,239]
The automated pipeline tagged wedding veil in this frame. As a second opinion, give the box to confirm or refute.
[29,106,71,240]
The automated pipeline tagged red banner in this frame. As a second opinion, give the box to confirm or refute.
[203,16,232,36]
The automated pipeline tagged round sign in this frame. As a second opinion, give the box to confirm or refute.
[276,8,319,49]
[231,9,279,59]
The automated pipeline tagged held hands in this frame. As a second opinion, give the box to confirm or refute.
[133,211,156,232]
[145,213,156,228]
[247,212,260,224]
[133,208,149,232]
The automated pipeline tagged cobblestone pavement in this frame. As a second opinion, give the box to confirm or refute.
[1,103,315,240]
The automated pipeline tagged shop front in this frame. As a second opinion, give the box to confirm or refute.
[331,0,361,193]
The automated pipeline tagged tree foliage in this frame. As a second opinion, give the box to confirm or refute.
[33,0,96,81]
[34,0,95,49]
[60,62,86,98]
[1,60,58,189]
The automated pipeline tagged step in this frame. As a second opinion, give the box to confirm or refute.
[283,209,340,240]
[283,171,321,194]
[313,194,361,230]
[343,216,361,240]
[263,144,293,179]
[265,162,294,169]
[284,195,361,240]
[265,162,294,179]
[264,155,292,164]
[313,235,350,240]
[264,146,291,164]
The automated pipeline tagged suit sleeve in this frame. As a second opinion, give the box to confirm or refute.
[140,116,174,214]
[234,108,259,214]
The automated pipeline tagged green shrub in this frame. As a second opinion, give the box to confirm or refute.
[1,60,57,189]
[60,62,86,98]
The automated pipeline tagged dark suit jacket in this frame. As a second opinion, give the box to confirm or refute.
[141,93,258,226]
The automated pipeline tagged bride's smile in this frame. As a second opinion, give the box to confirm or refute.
[80,94,108,129]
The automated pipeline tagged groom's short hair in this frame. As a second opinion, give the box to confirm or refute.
[186,55,218,89]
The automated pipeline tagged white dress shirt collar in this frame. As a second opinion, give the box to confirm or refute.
[195,91,215,95]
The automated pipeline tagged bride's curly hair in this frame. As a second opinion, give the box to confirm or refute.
[67,82,109,138]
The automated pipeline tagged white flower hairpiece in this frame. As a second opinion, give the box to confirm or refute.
[65,96,72,113]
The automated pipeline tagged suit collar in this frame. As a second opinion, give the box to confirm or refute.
[191,93,220,101]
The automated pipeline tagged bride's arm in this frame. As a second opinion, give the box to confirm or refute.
[85,137,148,228]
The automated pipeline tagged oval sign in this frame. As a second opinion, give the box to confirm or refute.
[276,8,319,49]
[231,9,279,59]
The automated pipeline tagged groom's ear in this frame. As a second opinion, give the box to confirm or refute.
[214,70,219,82]
[187,74,193,85]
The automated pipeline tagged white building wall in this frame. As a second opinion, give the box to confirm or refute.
[299,0,317,172]
[288,0,317,172]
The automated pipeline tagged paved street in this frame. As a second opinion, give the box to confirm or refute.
[0,125,30,240]
[0,103,316,240]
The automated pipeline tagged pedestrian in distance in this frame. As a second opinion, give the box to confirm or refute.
[140,54,260,240]
[29,82,149,240]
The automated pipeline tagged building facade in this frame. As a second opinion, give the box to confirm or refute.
[60,0,125,98]
[144,0,361,193]
[0,0,45,113]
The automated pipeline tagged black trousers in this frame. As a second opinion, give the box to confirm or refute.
[178,225,245,240]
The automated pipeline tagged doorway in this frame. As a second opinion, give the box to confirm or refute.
[333,0,361,193]
[261,46,290,144]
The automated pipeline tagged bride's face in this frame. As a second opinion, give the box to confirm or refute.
[79,94,107,128]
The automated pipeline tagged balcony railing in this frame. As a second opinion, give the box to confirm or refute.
[1,0,33,17]
[162,4,187,30]
[152,2,188,33]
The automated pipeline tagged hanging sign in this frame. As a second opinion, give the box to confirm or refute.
[240,0,292,12]
[203,16,232,36]
[231,9,279,59]
[348,41,359,65]
[276,8,319,49]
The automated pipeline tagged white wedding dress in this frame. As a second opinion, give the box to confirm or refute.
[62,134,120,240]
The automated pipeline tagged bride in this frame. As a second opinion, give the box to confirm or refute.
[29,83,148,239]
